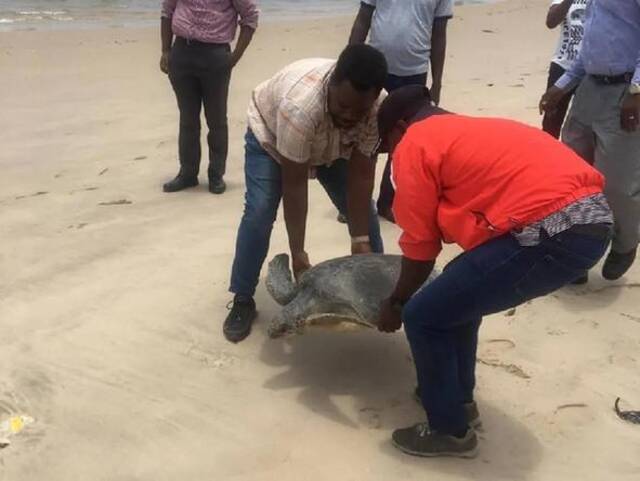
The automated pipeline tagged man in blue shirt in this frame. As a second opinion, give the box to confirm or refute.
[540,0,640,282]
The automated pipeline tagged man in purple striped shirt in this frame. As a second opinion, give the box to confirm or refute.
[160,0,259,194]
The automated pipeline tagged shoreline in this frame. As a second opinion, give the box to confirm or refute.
[0,0,502,34]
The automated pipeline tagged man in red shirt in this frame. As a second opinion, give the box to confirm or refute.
[377,86,613,458]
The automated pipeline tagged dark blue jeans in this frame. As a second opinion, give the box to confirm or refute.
[377,72,428,213]
[229,130,384,297]
[403,225,611,435]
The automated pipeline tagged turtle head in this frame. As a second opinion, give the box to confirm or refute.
[265,253,299,306]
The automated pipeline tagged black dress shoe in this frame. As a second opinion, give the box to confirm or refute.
[602,247,637,280]
[223,295,256,343]
[337,212,347,224]
[163,175,198,193]
[209,177,226,194]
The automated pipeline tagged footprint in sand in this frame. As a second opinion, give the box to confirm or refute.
[477,338,530,379]
[358,407,382,430]
[133,155,147,161]
[15,191,48,200]
[69,186,99,194]
[98,199,132,206]
[98,168,109,176]
[67,223,88,230]
[620,313,640,323]
[185,346,236,369]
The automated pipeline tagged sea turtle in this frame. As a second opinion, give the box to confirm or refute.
[265,253,438,338]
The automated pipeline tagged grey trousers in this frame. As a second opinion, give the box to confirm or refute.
[562,76,640,253]
[168,37,231,180]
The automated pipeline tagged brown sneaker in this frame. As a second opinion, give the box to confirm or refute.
[392,423,478,458]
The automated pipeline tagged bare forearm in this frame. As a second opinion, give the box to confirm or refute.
[349,21,369,44]
[347,153,375,237]
[546,0,573,29]
[430,21,447,87]
[161,16,173,52]
[348,5,373,44]
[283,183,308,255]
[232,25,255,64]
[392,257,435,302]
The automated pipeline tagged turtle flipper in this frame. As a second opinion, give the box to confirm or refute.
[266,253,298,306]
[268,291,319,338]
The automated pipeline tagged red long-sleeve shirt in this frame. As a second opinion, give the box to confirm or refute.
[391,114,605,261]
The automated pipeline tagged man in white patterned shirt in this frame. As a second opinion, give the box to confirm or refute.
[223,45,388,342]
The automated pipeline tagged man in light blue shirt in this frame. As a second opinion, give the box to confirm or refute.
[349,0,454,223]
[540,0,640,281]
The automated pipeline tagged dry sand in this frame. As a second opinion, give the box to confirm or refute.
[1,0,639,479]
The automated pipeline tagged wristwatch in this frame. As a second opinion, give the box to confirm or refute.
[630,82,640,95]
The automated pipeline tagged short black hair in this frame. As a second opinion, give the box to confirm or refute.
[377,85,432,139]
[331,44,388,92]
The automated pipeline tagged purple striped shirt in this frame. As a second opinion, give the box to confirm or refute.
[162,0,259,44]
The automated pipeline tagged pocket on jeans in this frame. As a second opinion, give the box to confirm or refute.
[514,254,580,302]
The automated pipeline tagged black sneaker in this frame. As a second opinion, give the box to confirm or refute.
[336,212,347,224]
[223,295,256,343]
[163,175,198,192]
[602,248,637,280]
[571,272,589,285]
[209,177,226,195]
[413,387,482,429]
[392,423,478,458]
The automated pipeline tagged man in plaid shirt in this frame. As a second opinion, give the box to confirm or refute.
[223,45,388,342]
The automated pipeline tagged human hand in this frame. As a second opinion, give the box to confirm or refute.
[539,86,566,114]
[430,82,442,106]
[292,251,312,281]
[160,51,170,74]
[378,297,403,333]
[620,93,640,132]
[229,51,241,69]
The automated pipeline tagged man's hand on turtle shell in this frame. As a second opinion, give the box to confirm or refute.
[378,298,402,333]
[292,251,312,281]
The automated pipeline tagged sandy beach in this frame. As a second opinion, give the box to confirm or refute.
[1,0,639,479]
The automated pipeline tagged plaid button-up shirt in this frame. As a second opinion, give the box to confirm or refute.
[247,58,383,166]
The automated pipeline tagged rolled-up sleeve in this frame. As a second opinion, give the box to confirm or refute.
[392,137,443,261]
[233,0,259,30]
[161,0,177,18]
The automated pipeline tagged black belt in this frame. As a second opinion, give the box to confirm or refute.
[590,72,633,85]
[175,36,229,48]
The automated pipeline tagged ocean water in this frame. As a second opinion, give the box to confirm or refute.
[0,0,494,31]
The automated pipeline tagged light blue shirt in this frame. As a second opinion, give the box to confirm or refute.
[363,0,454,77]
[556,0,640,89]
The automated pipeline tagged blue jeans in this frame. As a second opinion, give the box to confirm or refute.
[403,225,611,435]
[229,130,384,297]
